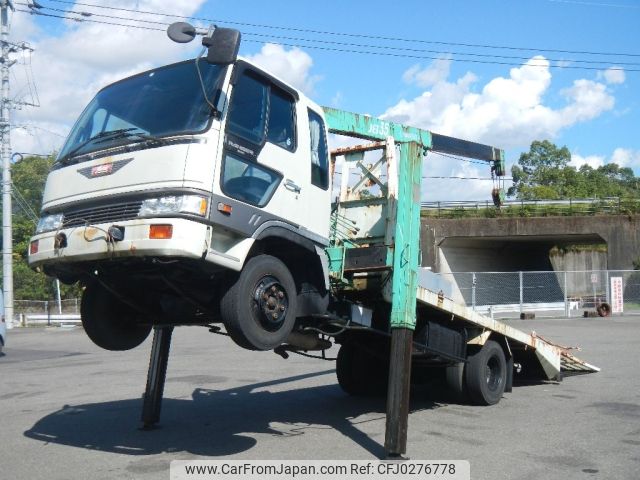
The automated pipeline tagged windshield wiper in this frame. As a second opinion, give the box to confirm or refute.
[93,129,165,145]
[59,128,166,164]
[60,128,138,164]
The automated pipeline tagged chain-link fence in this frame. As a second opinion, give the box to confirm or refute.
[437,270,640,319]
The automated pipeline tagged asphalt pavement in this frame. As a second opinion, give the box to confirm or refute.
[0,315,638,480]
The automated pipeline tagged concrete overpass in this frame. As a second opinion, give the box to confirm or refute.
[421,214,640,273]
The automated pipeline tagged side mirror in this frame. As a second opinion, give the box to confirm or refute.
[203,28,241,65]
[167,22,241,65]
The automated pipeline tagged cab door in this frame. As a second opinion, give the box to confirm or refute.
[217,65,309,233]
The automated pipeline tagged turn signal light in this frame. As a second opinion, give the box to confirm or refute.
[217,202,232,215]
[149,224,173,239]
[29,240,39,255]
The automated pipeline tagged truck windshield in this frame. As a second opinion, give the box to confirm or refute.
[57,60,225,163]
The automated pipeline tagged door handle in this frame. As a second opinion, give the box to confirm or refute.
[284,179,301,193]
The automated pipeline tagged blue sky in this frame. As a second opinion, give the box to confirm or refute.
[10,0,640,200]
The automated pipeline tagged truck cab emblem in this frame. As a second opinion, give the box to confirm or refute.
[92,163,113,177]
[77,158,133,179]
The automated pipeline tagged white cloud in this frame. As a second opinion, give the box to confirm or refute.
[570,153,605,169]
[570,147,640,169]
[382,56,615,150]
[245,43,320,96]
[402,58,452,88]
[611,147,640,168]
[10,1,207,155]
[330,91,344,108]
[600,67,626,85]
[381,56,621,201]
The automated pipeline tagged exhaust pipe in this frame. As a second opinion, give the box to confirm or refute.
[285,332,332,351]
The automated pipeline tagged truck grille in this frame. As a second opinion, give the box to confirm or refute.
[63,201,143,228]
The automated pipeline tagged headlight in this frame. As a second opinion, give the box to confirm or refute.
[138,195,209,217]
[36,213,64,234]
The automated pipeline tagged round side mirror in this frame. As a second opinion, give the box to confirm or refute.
[167,22,197,43]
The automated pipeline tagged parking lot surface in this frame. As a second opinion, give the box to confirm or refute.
[1,315,638,479]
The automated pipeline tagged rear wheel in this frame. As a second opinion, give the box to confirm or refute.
[445,362,467,401]
[81,283,151,351]
[465,340,507,405]
[221,254,297,351]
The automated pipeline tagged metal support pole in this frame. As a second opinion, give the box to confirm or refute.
[471,273,476,311]
[385,328,413,457]
[141,326,174,429]
[56,279,62,314]
[519,271,524,315]
[564,271,569,318]
[1,1,13,328]
[384,141,421,459]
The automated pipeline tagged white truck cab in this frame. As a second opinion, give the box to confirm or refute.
[29,32,332,352]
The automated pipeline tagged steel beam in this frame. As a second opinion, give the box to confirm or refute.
[141,326,174,429]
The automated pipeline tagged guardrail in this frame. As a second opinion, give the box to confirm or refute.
[421,197,640,218]
[19,314,82,326]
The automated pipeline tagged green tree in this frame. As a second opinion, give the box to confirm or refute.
[0,154,81,300]
[509,140,640,200]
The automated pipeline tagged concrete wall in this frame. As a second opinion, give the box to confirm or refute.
[549,250,607,272]
[421,214,640,272]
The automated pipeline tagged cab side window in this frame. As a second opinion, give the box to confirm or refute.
[226,72,268,145]
[308,109,329,190]
[267,87,296,151]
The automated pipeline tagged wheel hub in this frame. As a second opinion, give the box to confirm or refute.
[252,275,289,332]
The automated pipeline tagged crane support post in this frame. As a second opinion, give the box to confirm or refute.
[389,141,422,330]
[384,141,422,458]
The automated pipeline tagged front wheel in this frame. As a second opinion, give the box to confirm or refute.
[81,283,151,351]
[220,254,297,351]
[465,340,507,405]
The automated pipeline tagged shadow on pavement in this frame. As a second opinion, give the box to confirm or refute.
[24,369,441,458]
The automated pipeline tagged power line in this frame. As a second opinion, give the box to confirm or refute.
[44,0,640,58]
[24,4,640,67]
[422,176,513,181]
[11,182,39,223]
[17,8,640,72]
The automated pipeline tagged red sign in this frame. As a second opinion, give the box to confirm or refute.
[91,163,113,177]
[611,277,623,314]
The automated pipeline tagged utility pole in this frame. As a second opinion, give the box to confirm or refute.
[1,0,14,327]
[1,0,36,326]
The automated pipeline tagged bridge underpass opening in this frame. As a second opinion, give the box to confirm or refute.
[435,234,606,307]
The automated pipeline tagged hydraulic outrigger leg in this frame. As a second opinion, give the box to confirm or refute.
[141,325,174,429]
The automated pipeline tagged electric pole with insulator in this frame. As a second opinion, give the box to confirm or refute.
[1,0,37,326]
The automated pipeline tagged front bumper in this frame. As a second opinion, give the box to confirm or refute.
[28,218,210,269]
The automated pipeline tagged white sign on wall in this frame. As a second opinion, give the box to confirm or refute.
[611,277,624,314]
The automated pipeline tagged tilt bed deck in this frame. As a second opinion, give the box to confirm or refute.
[415,279,600,380]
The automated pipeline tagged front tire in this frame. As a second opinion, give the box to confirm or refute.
[465,340,507,405]
[81,283,151,351]
[221,254,297,351]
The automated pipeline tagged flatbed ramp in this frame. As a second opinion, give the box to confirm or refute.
[416,283,600,379]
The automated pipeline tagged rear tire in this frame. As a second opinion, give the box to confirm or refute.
[465,340,507,405]
[445,362,467,401]
[221,254,297,351]
[81,283,151,351]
